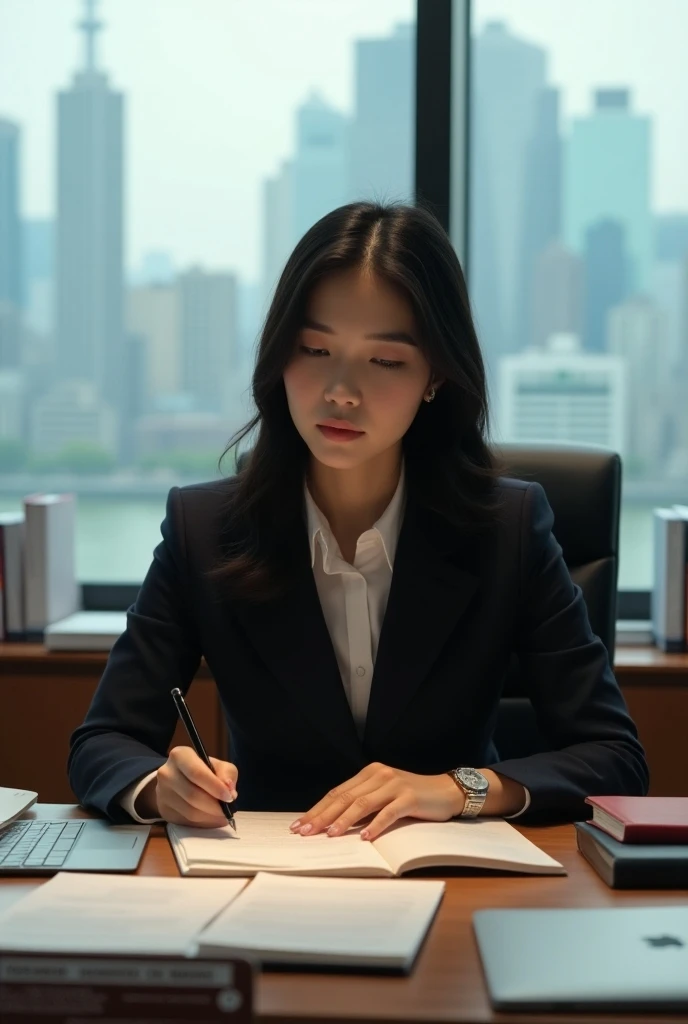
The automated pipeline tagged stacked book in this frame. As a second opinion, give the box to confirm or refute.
[0,494,79,642]
[651,505,688,651]
[575,796,688,889]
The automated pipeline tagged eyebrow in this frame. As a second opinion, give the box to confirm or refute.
[302,316,417,346]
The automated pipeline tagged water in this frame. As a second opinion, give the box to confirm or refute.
[0,493,657,590]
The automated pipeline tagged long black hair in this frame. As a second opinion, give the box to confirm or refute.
[207,199,505,601]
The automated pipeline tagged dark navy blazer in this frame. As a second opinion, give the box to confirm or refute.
[68,475,649,824]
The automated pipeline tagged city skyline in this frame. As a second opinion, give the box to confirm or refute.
[1,0,686,588]
[1,2,686,468]
[1,0,686,282]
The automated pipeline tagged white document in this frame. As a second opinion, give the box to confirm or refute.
[195,871,446,970]
[0,872,249,955]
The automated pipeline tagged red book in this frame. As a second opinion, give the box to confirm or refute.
[585,796,688,843]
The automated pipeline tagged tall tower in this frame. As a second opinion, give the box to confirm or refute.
[469,21,547,384]
[348,22,414,205]
[564,89,651,294]
[55,0,124,443]
[0,119,22,311]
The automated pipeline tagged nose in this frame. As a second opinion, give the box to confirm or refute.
[323,374,361,407]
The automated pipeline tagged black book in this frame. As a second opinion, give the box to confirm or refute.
[575,821,688,889]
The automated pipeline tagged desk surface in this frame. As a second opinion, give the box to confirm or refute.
[2,804,687,1024]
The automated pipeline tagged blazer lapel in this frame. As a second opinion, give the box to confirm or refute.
[363,494,481,752]
[232,524,365,770]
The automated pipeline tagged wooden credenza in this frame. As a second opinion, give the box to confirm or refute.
[1,643,687,802]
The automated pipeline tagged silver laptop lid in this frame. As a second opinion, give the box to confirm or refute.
[474,906,688,1011]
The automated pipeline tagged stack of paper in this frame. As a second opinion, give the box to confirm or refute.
[0,869,444,973]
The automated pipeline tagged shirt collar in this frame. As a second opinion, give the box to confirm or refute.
[304,461,406,571]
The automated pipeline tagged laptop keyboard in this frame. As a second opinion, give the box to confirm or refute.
[0,820,85,869]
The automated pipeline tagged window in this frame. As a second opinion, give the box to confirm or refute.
[461,0,688,591]
[0,0,415,582]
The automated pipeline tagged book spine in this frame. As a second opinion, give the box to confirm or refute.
[651,514,686,651]
[46,497,79,624]
[575,829,614,887]
[0,524,5,641]
[577,828,688,889]
[23,503,47,633]
[614,857,688,889]
[2,520,26,638]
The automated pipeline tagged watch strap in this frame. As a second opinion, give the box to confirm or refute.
[447,768,488,818]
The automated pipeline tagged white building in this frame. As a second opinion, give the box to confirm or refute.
[498,333,627,455]
[30,379,118,455]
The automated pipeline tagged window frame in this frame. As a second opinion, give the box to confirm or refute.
[81,0,649,621]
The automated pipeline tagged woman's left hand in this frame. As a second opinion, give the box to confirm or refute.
[289,762,465,842]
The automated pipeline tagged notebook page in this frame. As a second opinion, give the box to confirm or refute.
[168,812,391,876]
[372,817,566,876]
[0,872,248,955]
[196,871,445,967]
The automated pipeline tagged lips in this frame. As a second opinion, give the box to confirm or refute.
[316,424,365,443]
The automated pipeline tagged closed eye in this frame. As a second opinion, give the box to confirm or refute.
[299,346,404,370]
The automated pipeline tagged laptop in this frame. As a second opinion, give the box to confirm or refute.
[0,789,150,874]
[473,906,688,1012]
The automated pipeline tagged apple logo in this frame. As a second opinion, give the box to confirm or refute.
[643,935,685,949]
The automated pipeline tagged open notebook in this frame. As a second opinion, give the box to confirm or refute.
[167,812,565,878]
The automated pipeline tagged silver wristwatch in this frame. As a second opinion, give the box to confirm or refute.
[447,767,489,818]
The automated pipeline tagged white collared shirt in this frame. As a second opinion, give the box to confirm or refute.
[304,463,406,742]
[120,464,530,822]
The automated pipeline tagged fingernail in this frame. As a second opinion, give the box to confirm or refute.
[290,820,301,830]
[299,823,313,835]
[327,824,340,836]
[223,787,235,801]
[360,829,370,840]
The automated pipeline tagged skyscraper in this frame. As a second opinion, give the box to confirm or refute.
[262,159,294,311]
[531,241,583,349]
[178,267,238,415]
[655,213,688,263]
[292,92,349,244]
[22,219,54,337]
[0,118,22,314]
[470,21,547,375]
[517,87,562,349]
[583,219,629,352]
[608,296,669,467]
[348,22,414,204]
[55,0,124,434]
[564,89,652,294]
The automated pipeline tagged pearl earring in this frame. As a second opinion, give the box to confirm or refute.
[424,387,436,403]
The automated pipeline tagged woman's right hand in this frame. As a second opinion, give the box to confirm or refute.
[146,745,239,827]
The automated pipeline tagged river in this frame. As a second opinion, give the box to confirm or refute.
[0,491,665,590]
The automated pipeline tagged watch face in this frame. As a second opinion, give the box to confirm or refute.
[457,767,489,793]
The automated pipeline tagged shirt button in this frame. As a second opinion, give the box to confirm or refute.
[356,666,366,677]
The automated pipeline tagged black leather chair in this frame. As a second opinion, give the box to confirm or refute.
[493,442,621,759]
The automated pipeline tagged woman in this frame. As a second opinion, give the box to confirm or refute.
[68,201,648,842]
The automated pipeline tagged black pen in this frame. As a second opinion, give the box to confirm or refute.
[170,687,237,831]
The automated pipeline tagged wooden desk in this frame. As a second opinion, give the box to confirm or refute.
[2,644,688,802]
[2,805,687,1024]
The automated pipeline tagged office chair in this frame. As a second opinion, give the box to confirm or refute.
[493,442,621,759]
[236,442,622,759]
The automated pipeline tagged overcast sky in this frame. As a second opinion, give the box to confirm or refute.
[1,0,686,283]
